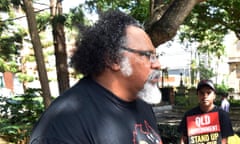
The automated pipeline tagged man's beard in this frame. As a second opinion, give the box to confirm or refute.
[120,57,162,104]
[137,71,162,104]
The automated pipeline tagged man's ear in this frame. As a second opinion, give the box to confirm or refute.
[213,93,216,99]
[109,63,121,71]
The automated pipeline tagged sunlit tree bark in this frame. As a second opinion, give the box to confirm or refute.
[23,0,52,108]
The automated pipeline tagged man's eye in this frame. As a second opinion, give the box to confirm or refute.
[207,91,213,94]
[144,53,151,58]
[139,52,151,57]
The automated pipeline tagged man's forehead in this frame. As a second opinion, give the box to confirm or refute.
[198,86,213,91]
[125,26,155,50]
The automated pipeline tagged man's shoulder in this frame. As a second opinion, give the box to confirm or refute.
[184,106,201,116]
[29,78,96,143]
[57,77,96,99]
[215,106,229,115]
[37,77,96,121]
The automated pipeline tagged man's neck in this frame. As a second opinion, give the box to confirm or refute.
[200,104,215,113]
[93,70,137,102]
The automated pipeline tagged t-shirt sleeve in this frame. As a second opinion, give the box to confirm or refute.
[219,110,234,138]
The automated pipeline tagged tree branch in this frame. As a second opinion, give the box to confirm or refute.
[146,0,206,47]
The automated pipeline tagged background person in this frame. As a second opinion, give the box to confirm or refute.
[221,93,230,112]
[178,80,234,144]
[29,10,163,144]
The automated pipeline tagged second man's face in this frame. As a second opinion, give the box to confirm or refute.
[197,86,216,107]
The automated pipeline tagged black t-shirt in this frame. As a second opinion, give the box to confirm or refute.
[30,77,162,144]
[178,105,234,143]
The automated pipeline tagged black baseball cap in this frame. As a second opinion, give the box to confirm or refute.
[197,80,216,92]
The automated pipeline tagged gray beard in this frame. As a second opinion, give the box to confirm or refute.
[120,56,162,104]
[137,82,162,104]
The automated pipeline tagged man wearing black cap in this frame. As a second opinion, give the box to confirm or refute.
[178,80,234,144]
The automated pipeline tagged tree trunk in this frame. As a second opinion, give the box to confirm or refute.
[146,0,205,47]
[23,0,52,108]
[50,0,70,94]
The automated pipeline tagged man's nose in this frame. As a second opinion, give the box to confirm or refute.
[151,59,161,70]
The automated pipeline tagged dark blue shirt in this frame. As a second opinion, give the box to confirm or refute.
[30,77,162,144]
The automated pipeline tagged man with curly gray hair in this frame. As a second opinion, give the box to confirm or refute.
[30,10,163,144]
